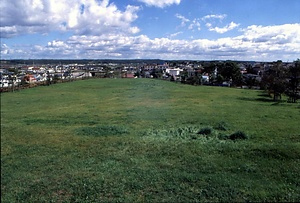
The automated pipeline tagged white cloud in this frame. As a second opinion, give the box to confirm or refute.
[168,31,183,38]
[137,0,181,8]
[202,14,227,21]
[175,14,201,32]
[188,19,201,31]
[0,0,140,38]
[207,21,240,34]
[51,23,300,61]
[1,43,10,55]
[129,27,141,34]
[175,13,190,27]
[47,40,67,48]
[240,24,300,44]
[1,23,300,61]
[0,26,18,38]
[201,13,238,33]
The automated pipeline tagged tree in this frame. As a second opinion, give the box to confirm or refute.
[202,62,217,84]
[46,71,51,86]
[218,61,242,86]
[151,68,163,79]
[261,60,288,101]
[243,75,258,89]
[180,69,188,84]
[134,70,141,78]
[185,72,202,85]
[286,59,300,103]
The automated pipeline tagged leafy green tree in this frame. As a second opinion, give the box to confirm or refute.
[46,71,51,86]
[203,62,217,84]
[151,68,163,79]
[286,59,300,103]
[194,71,203,85]
[218,61,242,86]
[261,60,288,101]
[134,70,141,78]
[216,74,224,85]
[246,64,258,74]
[180,69,188,84]
[243,75,257,89]
[185,73,202,85]
[103,66,112,78]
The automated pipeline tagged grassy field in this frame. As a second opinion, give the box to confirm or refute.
[1,78,300,202]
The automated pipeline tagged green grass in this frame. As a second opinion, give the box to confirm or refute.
[1,78,300,202]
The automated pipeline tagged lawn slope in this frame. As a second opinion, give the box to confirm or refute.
[1,79,300,202]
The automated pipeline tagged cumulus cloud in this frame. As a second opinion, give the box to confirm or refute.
[137,0,181,8]
[1,18,300,61]
[202,14,227,21]
[3,23,299,61]
[206,21,240,33]
[241,24,300,44]
[201,13,239,34]
[55,23,300,60]
[1,43,10,55]
[0,0,140,38]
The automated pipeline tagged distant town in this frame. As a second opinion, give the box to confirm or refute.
[1,59,299,102]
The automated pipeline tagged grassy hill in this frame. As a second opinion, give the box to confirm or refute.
[1,78,300,202]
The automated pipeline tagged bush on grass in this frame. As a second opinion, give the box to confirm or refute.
[229,131,248,140]
[143,126,249,142]
[197,127,213,135]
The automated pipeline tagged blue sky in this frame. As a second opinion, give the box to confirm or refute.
[1,0,300,61]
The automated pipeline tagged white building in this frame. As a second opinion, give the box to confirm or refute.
[165,68,182,77]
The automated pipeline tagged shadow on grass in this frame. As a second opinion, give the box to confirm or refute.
[257,93,271,98]
[238,92,285,104]
[238,97,275,103]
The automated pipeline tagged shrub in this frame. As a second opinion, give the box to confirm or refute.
[143,126,249,142]
[197,127,213,135]
[229,131,248,140]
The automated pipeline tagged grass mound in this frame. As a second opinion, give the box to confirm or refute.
[143,125,248,142]
[76,125,128,136]
[2,79,300,202]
